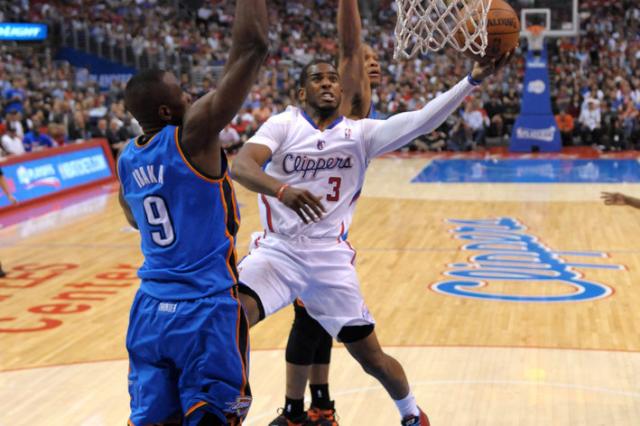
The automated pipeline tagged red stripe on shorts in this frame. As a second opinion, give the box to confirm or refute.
[260,194,275,232]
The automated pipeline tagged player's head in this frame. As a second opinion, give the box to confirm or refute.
[363,44,381,88]
[298,59,342,115]
[124,69,192,133]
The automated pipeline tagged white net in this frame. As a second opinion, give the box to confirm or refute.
[525,26,545,52]
[394,0,493,60]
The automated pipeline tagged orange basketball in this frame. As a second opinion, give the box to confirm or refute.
[455,0,521,61]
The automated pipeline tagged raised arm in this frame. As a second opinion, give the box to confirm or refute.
[181,0,269,177]
[338,0,371,118]
[364,77,476,157]
[364,54,512,157]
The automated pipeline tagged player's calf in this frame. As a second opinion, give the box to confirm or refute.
[341,327,409,400]
[342,327,430,423]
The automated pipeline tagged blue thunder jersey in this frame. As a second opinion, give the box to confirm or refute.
[118,125,240,300]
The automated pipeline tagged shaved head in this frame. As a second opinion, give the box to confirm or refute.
[124,69,190,133]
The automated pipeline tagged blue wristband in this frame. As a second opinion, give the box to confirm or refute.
[467,73,482,86]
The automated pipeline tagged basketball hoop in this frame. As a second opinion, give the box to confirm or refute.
[525,24,545,52]
[393,0,493,60]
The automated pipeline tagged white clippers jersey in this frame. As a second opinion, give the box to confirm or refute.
[248,106,376,239]
[245,77,476,238]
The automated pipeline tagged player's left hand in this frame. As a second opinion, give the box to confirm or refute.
[470,49,515,82]
[601,192,627,206]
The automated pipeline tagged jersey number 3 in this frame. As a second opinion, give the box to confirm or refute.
[326,177,341,202]
[143,196,175,247]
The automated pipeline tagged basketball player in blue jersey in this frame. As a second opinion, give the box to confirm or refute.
[233,52,512,425]
[116,0,268,424]
[269,1,382,425]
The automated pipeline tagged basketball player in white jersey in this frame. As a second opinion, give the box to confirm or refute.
[267,1,382,425]
[233,54,511,426]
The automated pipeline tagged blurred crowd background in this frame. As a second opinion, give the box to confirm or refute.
[0,0,638,160]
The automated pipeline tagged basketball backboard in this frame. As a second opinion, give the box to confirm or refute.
[511,0,579,37]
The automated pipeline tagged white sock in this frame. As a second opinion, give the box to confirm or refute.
[394,391,419,418]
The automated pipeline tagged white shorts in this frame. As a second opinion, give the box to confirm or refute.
[238,231,375,338]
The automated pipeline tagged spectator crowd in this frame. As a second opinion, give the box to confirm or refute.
[0,0,638,158]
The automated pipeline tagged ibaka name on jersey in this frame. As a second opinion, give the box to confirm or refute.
[282,153,353,178]
[131,164,165,188]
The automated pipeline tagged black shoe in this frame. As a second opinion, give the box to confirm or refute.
[268,413,288,426]
[268,411,314,426]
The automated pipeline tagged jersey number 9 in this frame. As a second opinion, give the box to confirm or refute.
[143,196,175,247]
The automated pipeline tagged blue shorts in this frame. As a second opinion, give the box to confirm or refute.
[126,287,251,425]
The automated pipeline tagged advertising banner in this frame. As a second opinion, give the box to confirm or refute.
[0,141,115,209]
[0,23,47,41]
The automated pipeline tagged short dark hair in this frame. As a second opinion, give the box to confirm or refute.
[298,59,337,88]
[124,69,168,120]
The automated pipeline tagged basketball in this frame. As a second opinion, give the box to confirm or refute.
[455,0,521,61]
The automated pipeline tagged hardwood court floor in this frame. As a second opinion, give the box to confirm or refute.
[1,155,640,425]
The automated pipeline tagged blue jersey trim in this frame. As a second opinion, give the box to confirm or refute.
[134,132,160,149]
[326,115,344,129]
[467,73,483,87]
[301,110,344,130]
[172,126,229,183]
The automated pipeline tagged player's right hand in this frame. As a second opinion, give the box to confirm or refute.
[280,186,326,224]
[601,192,627,206]
[471,49,515,82]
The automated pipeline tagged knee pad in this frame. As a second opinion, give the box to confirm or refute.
[337,324,375,343]
[237,283,265,321]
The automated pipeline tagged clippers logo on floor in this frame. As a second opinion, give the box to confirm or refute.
[432,218,623,303]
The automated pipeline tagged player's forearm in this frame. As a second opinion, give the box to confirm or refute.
[338,0,362,57]
[624,195,640,209]
[369,77,476,155]
[337,0,369,119]
[227,0,269,62]
[232,156,284,197]
[0,176,11,198]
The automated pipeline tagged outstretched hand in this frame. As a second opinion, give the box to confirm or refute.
[279,186,326,224]
[471,49,515,83]
[601,192,627,206]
